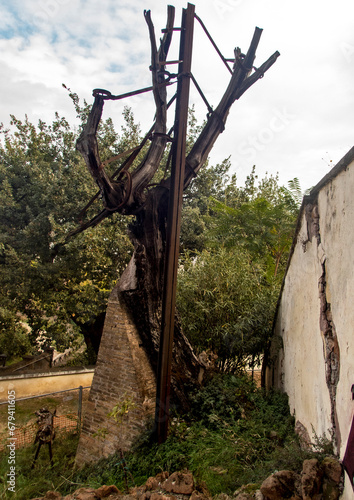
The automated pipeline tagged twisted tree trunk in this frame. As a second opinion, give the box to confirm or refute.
[74,5,280,410]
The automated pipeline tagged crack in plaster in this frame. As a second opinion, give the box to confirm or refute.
[305,196,341,452]
[318,260,341,453]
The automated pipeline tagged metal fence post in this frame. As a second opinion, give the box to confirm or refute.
[77,385,83,433]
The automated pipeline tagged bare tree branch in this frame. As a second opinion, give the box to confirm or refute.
[76,97,124,209]
[180,27,280,189]
[127,7,175,196]
[75,19,279,227]
[75,7,176,213]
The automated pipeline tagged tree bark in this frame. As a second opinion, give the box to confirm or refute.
[75,8,280,410]
[119,186,201,409]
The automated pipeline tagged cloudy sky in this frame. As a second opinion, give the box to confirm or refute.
[1,0,354,191]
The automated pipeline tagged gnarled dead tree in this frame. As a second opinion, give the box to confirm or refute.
[74,5,279,410]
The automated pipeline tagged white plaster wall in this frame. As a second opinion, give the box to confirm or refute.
[273,159,354,499]
[317,167,354,480]
[274,211,332,440]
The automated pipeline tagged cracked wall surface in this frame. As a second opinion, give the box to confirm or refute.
[318,259,341,451]
[268,147,354,500]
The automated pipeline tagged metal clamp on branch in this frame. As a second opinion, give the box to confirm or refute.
[92,78,178,101]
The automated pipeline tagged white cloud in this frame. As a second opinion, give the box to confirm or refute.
[0,0,354,190]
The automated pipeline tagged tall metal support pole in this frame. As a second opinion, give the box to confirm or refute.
[155,3,195,444]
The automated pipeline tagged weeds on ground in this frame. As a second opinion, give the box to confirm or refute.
[0,397,59,429]
[0,392,83,435]
[0,432,79,499]
[0,374,328,498]
[72,374,318,496]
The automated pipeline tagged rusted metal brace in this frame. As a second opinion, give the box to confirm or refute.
[97,146,141,172]
[93,81,176,100]
[234,49,254,74]
[189,72,213,116]
[78,146,141,222]
[194,13,233,75]
[150,132,174,142]
[93,71,179,101]
[79,77,179,218]
[103,170,133,212]
[185,160,197,178]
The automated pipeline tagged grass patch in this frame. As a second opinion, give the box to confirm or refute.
[72,374,319,496]
[0,398,57,429]
[0,393,82,432]
[0,374,329,499]
[0,431,79,499]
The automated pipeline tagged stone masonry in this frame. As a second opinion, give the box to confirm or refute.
[75,285,156,467]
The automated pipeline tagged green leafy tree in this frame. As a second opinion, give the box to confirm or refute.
[177,168,299,372]
[0,307,32,360]
[0,107,137,358]
[177,246,278,371]
[0,100,233,361]
[180,156,232,253]
[206,168,299,278]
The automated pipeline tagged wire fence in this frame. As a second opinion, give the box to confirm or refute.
[0,386,90,451]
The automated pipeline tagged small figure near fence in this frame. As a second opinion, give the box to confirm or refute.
[31,407,56,468]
